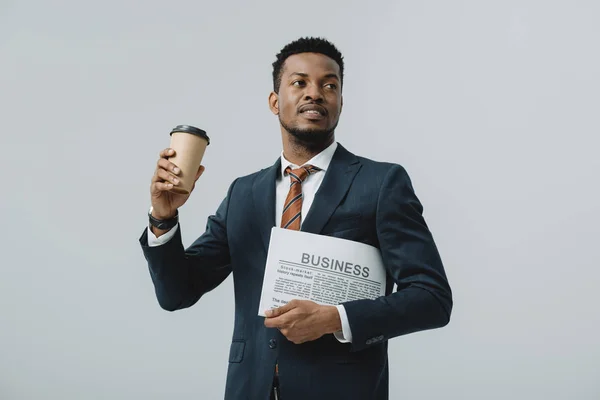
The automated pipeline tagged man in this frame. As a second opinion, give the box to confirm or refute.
[139,37,452,400]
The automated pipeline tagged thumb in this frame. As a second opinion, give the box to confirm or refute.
[194,165,205,182]
[265,300,296,318]
[189,166,205,193]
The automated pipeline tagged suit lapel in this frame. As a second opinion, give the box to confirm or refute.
[252,157,280,252]
[301,143,361,235]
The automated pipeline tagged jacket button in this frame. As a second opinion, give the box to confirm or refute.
[269,338,277,349]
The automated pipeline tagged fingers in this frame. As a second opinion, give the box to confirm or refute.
[157,156,181,177]
[151,149,181,192]
[264,316,284,329]
[151,170,178,194]
[151,148,205,196]
[159,147,176,159]
[155,168,180,186]
[265,299,299,319]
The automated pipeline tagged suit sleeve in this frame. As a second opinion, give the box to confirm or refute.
[342,165,453,352]
[138,179,237,311]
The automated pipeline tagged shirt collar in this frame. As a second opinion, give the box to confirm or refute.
[279,141,338,179]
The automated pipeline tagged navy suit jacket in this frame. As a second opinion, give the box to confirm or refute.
[139,143,452,400]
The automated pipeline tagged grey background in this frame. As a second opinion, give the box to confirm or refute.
[1,0,599,399]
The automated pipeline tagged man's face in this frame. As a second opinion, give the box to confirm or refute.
[269,52,343,145]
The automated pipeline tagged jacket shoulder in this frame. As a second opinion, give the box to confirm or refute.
[224,161,279,195]
[354,153,409,178]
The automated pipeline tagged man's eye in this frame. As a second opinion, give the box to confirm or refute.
[293,80,305,87]
[325,83,337,89]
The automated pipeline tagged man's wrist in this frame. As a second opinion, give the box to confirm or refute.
[150,207,177,220]
[148,206,179,237]
[321,305,342,334]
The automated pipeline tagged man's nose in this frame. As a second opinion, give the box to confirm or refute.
[303,84,324,102]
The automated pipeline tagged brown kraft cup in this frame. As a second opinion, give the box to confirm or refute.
[167,125,210,195]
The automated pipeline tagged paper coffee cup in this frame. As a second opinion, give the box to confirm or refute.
[167,125,210,195]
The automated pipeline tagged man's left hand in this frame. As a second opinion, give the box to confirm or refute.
[263,299,342,344]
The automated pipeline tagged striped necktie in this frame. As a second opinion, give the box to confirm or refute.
[274,163,321,393]
[280,164,321,230]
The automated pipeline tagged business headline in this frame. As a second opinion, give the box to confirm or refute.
[300,252,371,278]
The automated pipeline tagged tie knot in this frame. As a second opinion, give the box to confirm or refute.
[285,164,320,183]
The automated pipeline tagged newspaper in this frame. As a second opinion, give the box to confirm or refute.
[258,227,387,316]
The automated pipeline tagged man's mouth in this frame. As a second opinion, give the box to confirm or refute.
[299,104,327,120]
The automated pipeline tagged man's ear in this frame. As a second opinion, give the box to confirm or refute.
[269,91,279,115]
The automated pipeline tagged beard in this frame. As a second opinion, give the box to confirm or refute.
[279,115,338,147]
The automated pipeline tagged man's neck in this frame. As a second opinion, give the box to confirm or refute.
[281,133,335,166]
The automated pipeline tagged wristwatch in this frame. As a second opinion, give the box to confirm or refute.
[148,206,179,230]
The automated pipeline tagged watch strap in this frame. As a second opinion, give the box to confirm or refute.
[148,207,179,230]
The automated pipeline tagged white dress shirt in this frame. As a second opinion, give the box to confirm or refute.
[147,140,353,343]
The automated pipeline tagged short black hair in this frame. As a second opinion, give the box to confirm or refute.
[272,37,344,93]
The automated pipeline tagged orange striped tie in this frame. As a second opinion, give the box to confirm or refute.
[280,165,321,230]
[274,164,320,383]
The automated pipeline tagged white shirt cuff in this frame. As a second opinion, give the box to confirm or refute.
[147,223,179,247]
[333,304,353,343]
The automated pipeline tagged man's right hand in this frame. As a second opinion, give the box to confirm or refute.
[150,147,205,222]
